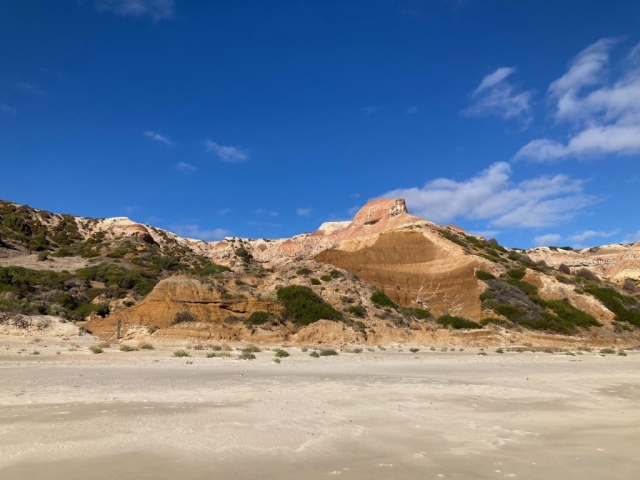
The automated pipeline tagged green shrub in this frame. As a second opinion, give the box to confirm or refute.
[436,315,481,329]
[480,317,513,328]
[409,347,420,353]
[71,302,110,319]
[76,264,156,296]
[198,263,231,276]
[238,351,256,360]
[475,270,496,280]
[277,285,343,326]
[320,275,332,282]
[242,345,261,353]
[348,305,367,318]
[479,290,495,301]
[89,345,103,354]
[329,269,343,279]
[139,343,154,350]
[600,348,616,355]
[309,350,320,358]
[245,311,270,326]
[274,348,290,358]
[310,278,321,285]
[399,307,431,319]
[507,268,526,280]
[173,349,190,357]
[319,348,338,356]
[296,267,312,275]
[120,344,138,352]
[235,247,252,262]
[545,299,601,329]
[555,275,573,284]
[506,278,538,296]
[585,287,640,326]
[171,309,197,325]
[370,291,397,308]
[37,251,48,261]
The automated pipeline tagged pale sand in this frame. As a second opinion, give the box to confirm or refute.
[0,343,639,479]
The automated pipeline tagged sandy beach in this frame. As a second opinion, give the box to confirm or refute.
[1,341,639,479]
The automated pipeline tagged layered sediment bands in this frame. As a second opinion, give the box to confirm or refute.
[88,277,282,338]
[315,230,483,319]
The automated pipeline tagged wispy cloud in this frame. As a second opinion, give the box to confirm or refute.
[204,140,249,163]
[463,67,534,124]
[296,207,312,217]
[516,39,640,162]
[175,162,196,174]
[16,82,46,96]
[124,205,139,214]
[569,229,619,243]
[0,104,16,115]
[382,162,596,228]
[143,130,174,146]
[534,233,562,246]
[254,209,279,217]
[94,0,174,22]
[404,105,419,115]
[622,231,640,244]
[218,208,232,215]
[362,105,381,115]
[171,223,230,241]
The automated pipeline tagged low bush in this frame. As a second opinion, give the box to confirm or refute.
[277,285,343,326]
[172,309,197,325]
[436,315,481,329]
[245,311,270,326]
[238,351,256,360]
[319,348,338,356]
[370,291,397,308]
[173,349,190,357]
[120,344,138,352]
[198,263,231,276]
[296,267,312,276]
[348,305,367,318]
[274,348,290,358]
[409,347,420,353]
[138,342,154,350]
[89,345,103,354]
[506,268,526,280]
[320,275,332,282]
[399,307,431,319]
[310,278,321,285]
[585,287,640,326]
[475,270,496,280]
[309,350,320,358]
[480,317,513,328]
[329,269,343,279]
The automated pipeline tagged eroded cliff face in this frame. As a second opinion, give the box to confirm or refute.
[315,230,483,318]
[527,244,640,284]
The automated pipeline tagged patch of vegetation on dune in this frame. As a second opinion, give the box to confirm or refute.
[277,285,343,326]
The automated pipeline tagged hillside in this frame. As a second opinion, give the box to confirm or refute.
[1,198,639,346]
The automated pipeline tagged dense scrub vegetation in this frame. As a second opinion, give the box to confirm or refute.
[276,285,343,326]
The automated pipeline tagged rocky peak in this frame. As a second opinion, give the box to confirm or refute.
[352,198,408,226]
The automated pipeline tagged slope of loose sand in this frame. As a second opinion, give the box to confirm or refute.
[0,340,639,480]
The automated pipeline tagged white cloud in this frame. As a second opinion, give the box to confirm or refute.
[143,130,174,146]
[516,39,640,162]
[463,67,533,124]
[382,162,596,228]
[0,104,16,115]
[570,229,619,243]
[534,233,562,246]
[124,205,139,214]
[623,231,640,244]
[296,207,312,217]
[95,0,174,22]
[404,105,419,115]
[204,140,249,163]
[254,209,279,217]
[362,105,380,115]
[218,208,232,215]
[171,223,230,241]
[175,162,196,174]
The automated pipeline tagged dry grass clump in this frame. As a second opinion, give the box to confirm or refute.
[120,344,138,352]
[173,349,190,358]
[89,345,103,354]
[138,342,154,350]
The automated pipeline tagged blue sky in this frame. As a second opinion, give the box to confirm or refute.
[1,0,640,248]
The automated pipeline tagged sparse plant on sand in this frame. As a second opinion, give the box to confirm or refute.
[173,349,190,358]
[238,351,256,360]
[309,351,320,358]
[409,347,420,353]
[495,348,504,354]
[600,348,616,355]
[120,344,138,352]
[319,348,338,356]
[139,342,154,350]
[90,345,103,354]
[274,348,290,358]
